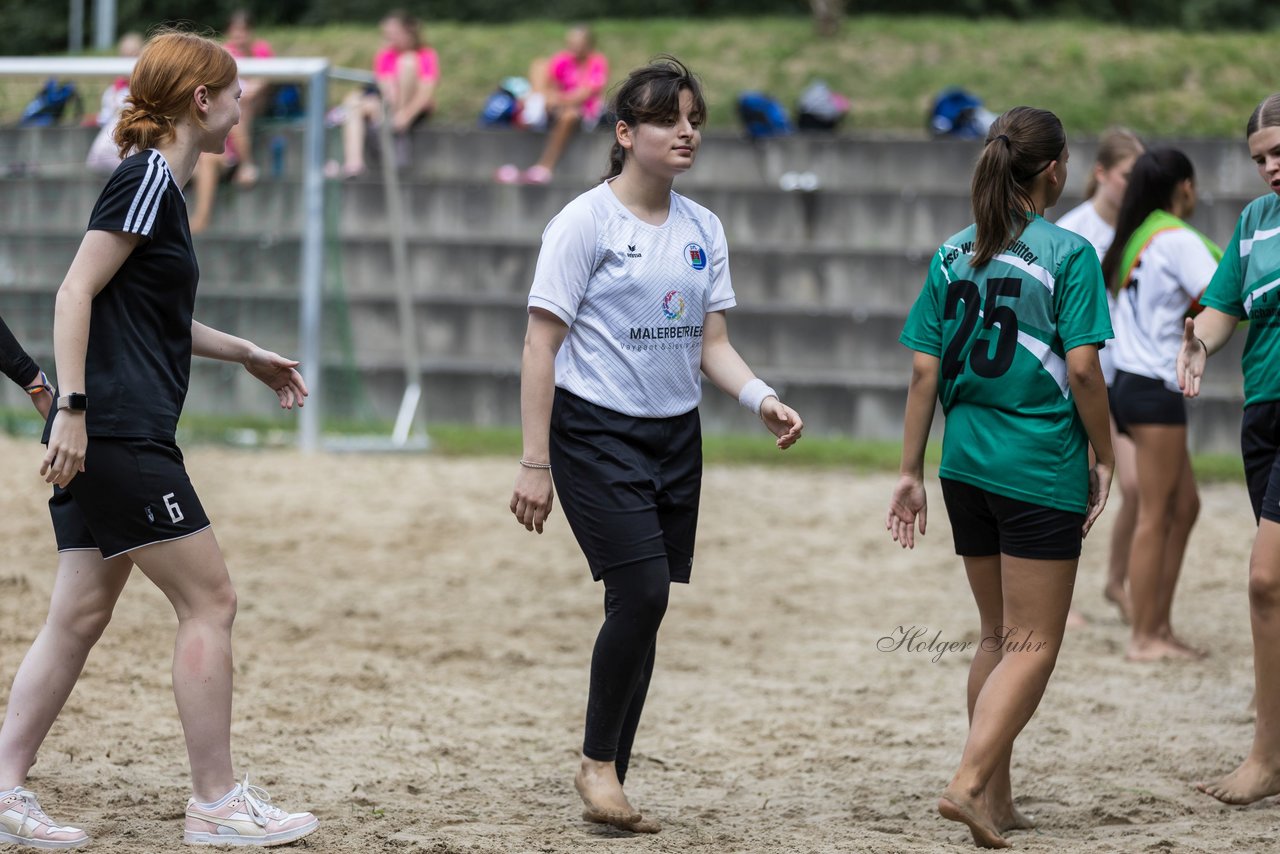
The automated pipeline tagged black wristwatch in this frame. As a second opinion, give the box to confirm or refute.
[56,393,88,412]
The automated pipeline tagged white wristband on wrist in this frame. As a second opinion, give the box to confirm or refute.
[738,378,777,415]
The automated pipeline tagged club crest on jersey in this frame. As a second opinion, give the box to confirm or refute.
[626,243,642,258]
[684,243,707,271]
[662,290,685,320]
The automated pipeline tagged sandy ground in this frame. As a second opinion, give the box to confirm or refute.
[0,433,1275,853]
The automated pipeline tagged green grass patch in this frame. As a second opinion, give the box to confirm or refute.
[1,408,1247,481]
[3,15,1278,135]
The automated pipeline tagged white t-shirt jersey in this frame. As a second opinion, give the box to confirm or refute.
[1055,201,1119,384]
[528,181,737,418]
[1111,227,1218,392]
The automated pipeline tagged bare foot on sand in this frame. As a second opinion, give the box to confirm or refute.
[575,758,641,828]
[993,802,1036,832]
[938,788,1009,849]
[1066,607,1087,629]
[1197,759,1280,805]
[1126,637,1204,662]
[1104,583,1131,624]
[583,809,661,833]
[1163,633,1208,660]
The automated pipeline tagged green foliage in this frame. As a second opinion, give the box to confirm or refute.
[6,0,1280,55]
[2,15,1276,136]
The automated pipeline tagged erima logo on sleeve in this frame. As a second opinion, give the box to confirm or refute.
[626,243,642,258]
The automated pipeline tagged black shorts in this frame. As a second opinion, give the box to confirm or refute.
[548,388,701,584]
[1111,369,1186,435]
[941,478,1085,561]
[49,438,211,560]
[1242,400,1280,524]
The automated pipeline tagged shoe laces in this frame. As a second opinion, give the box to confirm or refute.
[237,777,288,826]
[8,789,54,832]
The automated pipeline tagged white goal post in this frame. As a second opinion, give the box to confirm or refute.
[0,55,334,451]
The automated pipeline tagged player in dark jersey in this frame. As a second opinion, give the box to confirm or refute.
[509,58,802,833]
[1181,93,1280,805]
[0,31,316,849]
[0,315,53,419]
[888,107,1113,849]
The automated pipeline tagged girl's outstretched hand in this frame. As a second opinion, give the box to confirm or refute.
[245,347,309,410]
[886,475,927,549]
[761,398,803,449]
[1175,317,1206,398]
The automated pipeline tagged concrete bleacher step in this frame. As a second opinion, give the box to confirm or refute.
[0,229,937,313]
[5,171,1254,255]
[3,125,1268,197]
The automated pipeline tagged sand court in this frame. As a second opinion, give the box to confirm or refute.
[0,435,1273,852]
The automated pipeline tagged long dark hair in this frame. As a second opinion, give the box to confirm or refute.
[1099,148,1195,290]
[970,106,1066,268]
[602,56,707,181]
[1248,93,1280,138]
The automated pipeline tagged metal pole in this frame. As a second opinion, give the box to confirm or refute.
[92,0,115,51]
[298,66,329,452]
[69,0,85,54]
[376,102,423,446]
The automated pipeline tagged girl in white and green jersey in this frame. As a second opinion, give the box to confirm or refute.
[888,106,1114,849]
[1180,93,1280,806]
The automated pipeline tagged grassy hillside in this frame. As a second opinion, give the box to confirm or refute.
[3,15,1277,136]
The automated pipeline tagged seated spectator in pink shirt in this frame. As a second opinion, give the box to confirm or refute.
[327,10,439,179]
[495,25,608,185]
[85,31,143,174]
[191,9,273,234]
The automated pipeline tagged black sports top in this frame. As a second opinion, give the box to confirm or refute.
[78,149,199,440]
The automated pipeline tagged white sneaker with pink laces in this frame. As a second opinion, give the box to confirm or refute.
[183,777,317,847]
[0,788,88,849]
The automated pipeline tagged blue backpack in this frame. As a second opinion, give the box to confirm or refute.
[479,89,518,126]
[737,92,792,139]
[928,88,991,139]
[20,79,81,127]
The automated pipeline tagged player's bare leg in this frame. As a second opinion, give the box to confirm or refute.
[1152,455,1203,656]
[0,551,133,787]
[944,553,1076,848]
[1127,424,1199,661]
[1105,425,1137,622]
[1198,519,1280,804]
[129,529,237,802]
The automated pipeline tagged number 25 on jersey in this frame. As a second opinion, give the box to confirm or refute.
[941,278,1022,380]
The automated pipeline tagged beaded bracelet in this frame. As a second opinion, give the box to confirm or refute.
[519,459,552,470]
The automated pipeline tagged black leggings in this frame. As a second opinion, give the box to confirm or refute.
[582,557,670,784]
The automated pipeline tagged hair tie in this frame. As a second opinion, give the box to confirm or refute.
[996,134,1010,146]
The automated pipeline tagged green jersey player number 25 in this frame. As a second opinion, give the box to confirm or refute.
[942,277,1021,379]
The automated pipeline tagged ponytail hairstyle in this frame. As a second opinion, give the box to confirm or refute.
[1247,93,1280,138]
[1083,127,1144,199]
[1099,147,1195,291]
[114,29,238,158]
[382,9,424,50]
[970,106,1066,268]
[602,56,707,181]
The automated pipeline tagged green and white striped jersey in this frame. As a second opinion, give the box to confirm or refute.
[1201,193,1280,407]
[901,216,1113,513]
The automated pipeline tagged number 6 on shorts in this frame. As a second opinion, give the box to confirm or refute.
[163,492,185,523]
